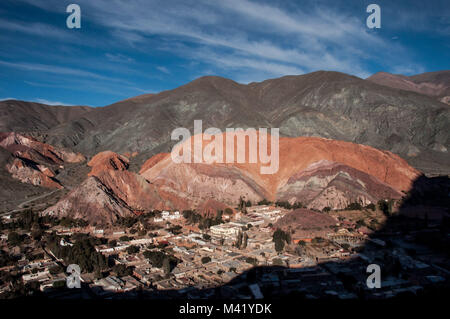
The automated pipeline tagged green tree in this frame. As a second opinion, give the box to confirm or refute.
[7,232,22,247]
[126,245,140,254]
[273,229,290,253]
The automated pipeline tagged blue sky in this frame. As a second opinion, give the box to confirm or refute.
[0,0,448,106]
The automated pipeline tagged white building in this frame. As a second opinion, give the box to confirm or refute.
[154,210,181,222]
[210,223,241,238]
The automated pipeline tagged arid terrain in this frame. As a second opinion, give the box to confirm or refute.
[1,70,449,300]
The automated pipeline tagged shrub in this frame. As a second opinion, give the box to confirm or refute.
[346,202,362,210]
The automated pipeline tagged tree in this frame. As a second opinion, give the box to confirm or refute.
[292,202,303,209]
[119,236,131,242]
[273,229,290,253]
[311,237,325,244]
[108,239,117,248]
[52,280,66,289]
[235,232,243,249]
[272,258,283,266]
[257,199,271,205]
[7,232,22,247]
[162,257,171,275]
[346,202,362,210]
[246,257,258,266]
[113,264,133,277]
[378,199,393,216]
[126,245,140,254]
[49,265,64,275]
[242,232,248,249]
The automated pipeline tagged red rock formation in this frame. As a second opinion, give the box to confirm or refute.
[140,133,420,209]
[6,158,62,189]
[44,135,421,224]
[87,151,129,177]
[0,132,85,165]
[277,160,403,210]
[0,132,84,189]
[139,153,169,174]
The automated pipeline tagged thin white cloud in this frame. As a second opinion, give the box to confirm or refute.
[0,97,71,106]
[105,53,135,63]
[35,98,72,106]
[0,59,136,86]
[0,19,68,39]
[13,0,438,83]
[156,66,170,74]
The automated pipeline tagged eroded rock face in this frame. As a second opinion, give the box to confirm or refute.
[87,151,129,177]
[6,158,62,189]
[139,153,169,174]
[276,160,402,210]
[43,152,172,225]
[140,134,419,209]
[0,132,84,189]
[44,135,421,225]
[0,132,85,165]
[43,176,134,225]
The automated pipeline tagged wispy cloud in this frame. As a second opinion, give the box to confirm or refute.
[35,98,72,106]
[0,97,71,106]
[0,19,68,39]
[105,53,135,63]
[6,0,447,105]
[15,0,388,79]
[156,66,170,74]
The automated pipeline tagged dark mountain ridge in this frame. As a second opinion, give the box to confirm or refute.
[4,71,450,175]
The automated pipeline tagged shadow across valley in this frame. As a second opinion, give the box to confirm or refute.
[13,175,450,303]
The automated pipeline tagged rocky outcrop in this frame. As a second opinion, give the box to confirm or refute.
[0,132,85,165]
[6,157,62,189]
[43,151,173,225]
[87,151,129,177]
[140,134,419,209]
[43,176,135,225]
[139,153,169,174]
[0,132,84,189]
[41,135,421,224]
[276,160,403,210]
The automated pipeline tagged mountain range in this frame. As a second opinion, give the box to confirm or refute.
[2,70,448,175]
[0,70,449,224]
